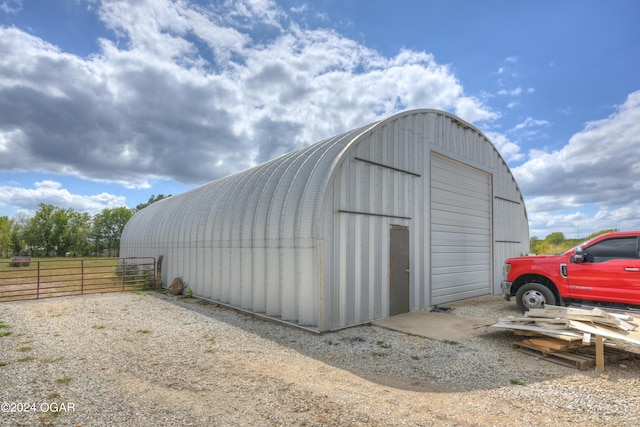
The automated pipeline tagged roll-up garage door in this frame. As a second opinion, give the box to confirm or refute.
[430,154,492,305]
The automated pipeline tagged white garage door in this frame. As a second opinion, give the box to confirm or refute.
[430,154,492,305]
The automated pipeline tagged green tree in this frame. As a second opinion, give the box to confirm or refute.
[545,232,565,245]
[585,229,618,240]
[51,208,73,256]
[9,212,28,256]
[67,211,92,256]
[22,204,84,257]
[136,194,171,211]
[23,204,57,256]
[0,216,13,257]
[93,207,134,257]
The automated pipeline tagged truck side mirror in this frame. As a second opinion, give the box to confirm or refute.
[574,246,584,263]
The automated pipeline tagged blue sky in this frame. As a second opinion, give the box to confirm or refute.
[1,0,639,239]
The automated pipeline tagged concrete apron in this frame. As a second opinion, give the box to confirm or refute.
[373,310,492,341]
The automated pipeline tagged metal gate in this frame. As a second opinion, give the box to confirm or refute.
[0,257,156,302]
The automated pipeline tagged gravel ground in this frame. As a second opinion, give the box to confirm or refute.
[1,291,639,426]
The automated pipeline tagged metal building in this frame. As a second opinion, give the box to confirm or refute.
[120,109,529,332]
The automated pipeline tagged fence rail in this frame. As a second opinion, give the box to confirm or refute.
[0,257,156,302]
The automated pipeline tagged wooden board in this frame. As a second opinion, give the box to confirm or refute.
[522,337,582,351]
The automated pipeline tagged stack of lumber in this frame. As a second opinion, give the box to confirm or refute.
[492,305,640,370]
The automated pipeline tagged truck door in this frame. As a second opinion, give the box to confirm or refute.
[567,236,640,304]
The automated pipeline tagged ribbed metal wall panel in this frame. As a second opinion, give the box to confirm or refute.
[430,154,492,304]
[120,109,529,332]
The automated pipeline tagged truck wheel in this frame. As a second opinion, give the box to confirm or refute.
[516,283,556,311]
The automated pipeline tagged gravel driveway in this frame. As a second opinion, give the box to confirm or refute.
[1,291,639,426]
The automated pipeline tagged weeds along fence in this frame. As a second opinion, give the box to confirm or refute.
[0,257,156,302]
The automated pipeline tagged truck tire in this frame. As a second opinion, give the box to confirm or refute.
[516,282,556,311]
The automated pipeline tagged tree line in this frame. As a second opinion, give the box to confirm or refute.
[0,195,616,259]
[0,195,169,258]
[530,229,618,255]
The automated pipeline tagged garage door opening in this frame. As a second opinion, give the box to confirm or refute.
[430,154,492,305]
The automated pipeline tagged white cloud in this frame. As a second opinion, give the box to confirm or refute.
[512,117,551,132]
[497,86,534,98]
[507,117,551,141]
[498,87,522,96]
[483,131,523,162]
[0,0,21,14]
[527,200,640,240]
[515,91,640,236]
[0,181,127,215]
[0,0,497,189]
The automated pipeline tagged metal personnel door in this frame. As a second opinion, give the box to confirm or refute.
[390,226,410,316]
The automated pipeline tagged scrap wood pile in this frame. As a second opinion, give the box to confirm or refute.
[491,306,640,370]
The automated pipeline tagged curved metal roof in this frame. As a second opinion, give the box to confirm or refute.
[122,123,374,253]
[122,109,524,251]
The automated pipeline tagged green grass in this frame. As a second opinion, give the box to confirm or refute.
[510,379,526,386]
[17,356,34,363]
[55,376,72,384]
[41,356,65,363]
[0,257,153,302]
[17,346,33,352]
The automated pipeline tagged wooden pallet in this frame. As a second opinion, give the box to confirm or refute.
[575,345,632,364]
[512,341,631,371]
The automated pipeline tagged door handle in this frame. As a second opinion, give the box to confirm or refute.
[625,267,640,272]
[405,269,410,273]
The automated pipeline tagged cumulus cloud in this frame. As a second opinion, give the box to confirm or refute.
[515,91,640,236]
[0,180,127,215]
[483,131,523,163]
[0,0,497,189]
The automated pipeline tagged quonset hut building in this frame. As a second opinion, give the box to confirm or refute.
[120,109,529,332]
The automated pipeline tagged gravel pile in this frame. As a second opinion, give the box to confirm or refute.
[1,291,639,426]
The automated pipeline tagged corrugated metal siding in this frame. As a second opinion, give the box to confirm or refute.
[319,111,527,329]
[120,109,529,332]
[121,125,372,330]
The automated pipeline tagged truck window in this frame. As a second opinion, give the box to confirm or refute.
[584,237,639,262]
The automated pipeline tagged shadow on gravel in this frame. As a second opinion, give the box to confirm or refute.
[147,291,638,393]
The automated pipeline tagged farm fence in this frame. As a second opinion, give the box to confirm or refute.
[0,257,156,302]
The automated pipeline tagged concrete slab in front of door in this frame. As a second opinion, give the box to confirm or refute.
[373,310,493,341]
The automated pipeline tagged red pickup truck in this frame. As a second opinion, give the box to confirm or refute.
[502,231,640,311]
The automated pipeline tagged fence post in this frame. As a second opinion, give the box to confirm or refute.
[81,259,84,295]
[36,261,40,299]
